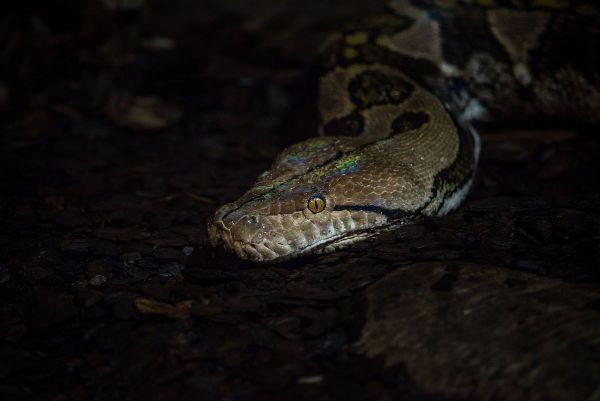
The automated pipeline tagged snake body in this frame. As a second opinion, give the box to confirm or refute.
[209,0,599,262]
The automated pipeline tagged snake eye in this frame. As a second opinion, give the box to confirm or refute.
[307,195,326,213]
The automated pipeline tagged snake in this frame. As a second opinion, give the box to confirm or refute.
[208,0,599,262]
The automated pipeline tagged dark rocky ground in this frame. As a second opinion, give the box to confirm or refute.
[1,1,599,400]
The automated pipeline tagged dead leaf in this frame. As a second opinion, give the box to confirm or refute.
[134,297,194,319]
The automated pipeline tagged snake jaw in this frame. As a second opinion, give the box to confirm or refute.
[208,205,284,262]
[209,200,389,262]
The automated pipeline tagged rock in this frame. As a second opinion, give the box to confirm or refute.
[356,262,600,401]
[153,247,182,260]
[89,275,107,286]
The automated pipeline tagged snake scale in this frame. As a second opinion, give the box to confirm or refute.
[209,0,599,262]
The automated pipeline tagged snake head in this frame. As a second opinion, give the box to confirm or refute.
[207,137,413,262]
[208,179,389,262]
[209,52,479,262]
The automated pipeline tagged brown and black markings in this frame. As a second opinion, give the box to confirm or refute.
[209,0,599,262]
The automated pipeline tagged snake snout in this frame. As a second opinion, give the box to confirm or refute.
[207,221,222,246]
[229,214,263,243]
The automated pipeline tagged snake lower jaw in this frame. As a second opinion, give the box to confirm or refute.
[209,231,287,262]
[208,218,271,262]
[209,218,383,263]
[209,202,399,262]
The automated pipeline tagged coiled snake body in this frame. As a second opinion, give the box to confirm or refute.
[209,0,599,262]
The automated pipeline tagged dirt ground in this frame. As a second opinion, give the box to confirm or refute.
[1,1,599,400]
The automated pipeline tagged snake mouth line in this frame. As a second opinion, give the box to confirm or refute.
[209,218,383,262]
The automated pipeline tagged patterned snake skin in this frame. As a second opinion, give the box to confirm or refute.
[209,0,599,262]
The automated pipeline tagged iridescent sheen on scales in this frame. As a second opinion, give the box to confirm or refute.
[208,0,599,262]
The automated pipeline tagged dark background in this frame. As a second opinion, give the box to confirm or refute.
[1,1,599,400]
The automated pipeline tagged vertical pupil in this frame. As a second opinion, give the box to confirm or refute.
[309,197,324,212]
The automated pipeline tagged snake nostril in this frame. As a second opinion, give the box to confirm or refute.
[221,211,243,229]
[223,215,234,228]
[228,214,264,242]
